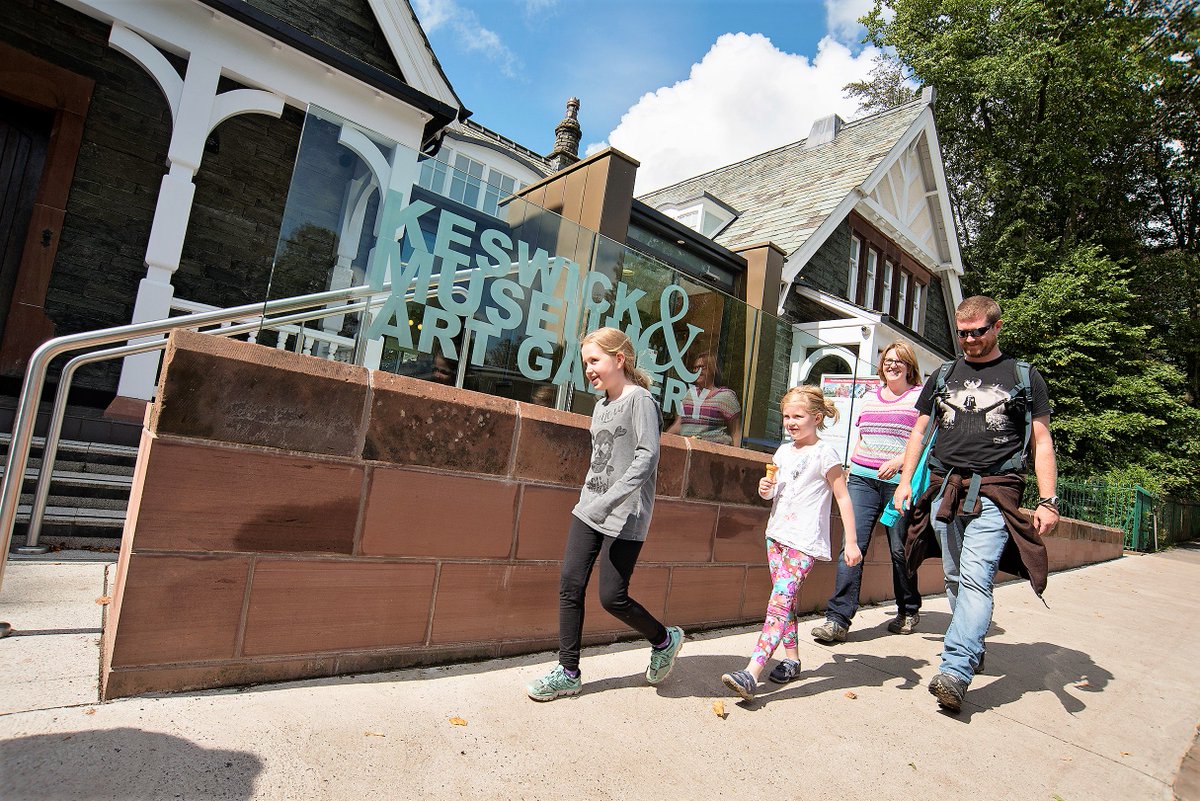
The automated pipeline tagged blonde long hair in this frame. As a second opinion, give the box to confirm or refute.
[580,327,651,389]
[779,385,838,430]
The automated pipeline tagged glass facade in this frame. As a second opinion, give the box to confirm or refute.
[264,107,876,455]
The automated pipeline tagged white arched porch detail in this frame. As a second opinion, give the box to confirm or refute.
[334,123,421,368]
[792,345,861,386]
[111,24,286,401]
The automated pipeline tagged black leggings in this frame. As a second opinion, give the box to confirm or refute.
[558,516,667,671]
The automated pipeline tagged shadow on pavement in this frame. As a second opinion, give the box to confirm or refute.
[583,651,932,705]
[948,641,1114,722]
[0,727,263,800]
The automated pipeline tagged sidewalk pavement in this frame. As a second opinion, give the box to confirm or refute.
[1,545,1198,801]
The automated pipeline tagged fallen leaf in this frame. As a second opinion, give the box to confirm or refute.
[84,708,96,715]
[1120,751,1131,757]
[95,596,111,605]
[364,732,385,737]
[844,691,857,700]
[908,762,916,771]
[449,717,467,726]
[711,700,725,718]
[1074,680,1090,689]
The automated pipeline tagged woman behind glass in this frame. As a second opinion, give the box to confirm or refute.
[811,343,924,643]
[666,351,742,446]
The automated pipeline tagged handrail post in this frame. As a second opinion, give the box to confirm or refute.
[0,282,388,607]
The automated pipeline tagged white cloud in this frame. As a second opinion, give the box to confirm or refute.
[412,0,521,78]
[589,33,878,194]
[522,0,558,12]
[824,0,876,45]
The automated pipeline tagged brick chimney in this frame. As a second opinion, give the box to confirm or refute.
[547,97,582,171]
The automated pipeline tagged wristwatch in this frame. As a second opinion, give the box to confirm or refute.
[1038,496,1059,509]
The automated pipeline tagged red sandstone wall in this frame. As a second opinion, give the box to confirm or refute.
[99,331,1126,699]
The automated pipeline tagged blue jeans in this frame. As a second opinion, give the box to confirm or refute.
[932,487,1008,685]
[825,474,922,628]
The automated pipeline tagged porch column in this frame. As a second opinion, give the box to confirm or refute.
[108,25,284,405]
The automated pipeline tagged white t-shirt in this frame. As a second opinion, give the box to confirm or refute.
[764,441,843,560]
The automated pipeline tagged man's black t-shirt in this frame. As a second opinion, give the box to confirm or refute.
[914,354,1051,473]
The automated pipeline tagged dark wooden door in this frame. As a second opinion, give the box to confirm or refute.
[0,96,53,345]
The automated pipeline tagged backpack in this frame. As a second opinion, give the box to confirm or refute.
[929,357,1033,475]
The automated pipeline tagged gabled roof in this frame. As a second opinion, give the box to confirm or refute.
[448,120,555,177]
[638,99,928,258]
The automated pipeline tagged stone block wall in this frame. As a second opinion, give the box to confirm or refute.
[100,331,1126,699]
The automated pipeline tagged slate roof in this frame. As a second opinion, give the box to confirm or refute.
[638,99,928,257]
[451,120,555,176]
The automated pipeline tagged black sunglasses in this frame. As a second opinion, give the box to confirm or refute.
[957,322,994,339]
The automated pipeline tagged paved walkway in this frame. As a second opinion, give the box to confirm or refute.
[1,545,1198,801]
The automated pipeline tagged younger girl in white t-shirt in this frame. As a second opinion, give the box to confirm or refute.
[721,386,861,701]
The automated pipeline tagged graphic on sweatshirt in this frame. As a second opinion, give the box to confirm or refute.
[586,425,628,494]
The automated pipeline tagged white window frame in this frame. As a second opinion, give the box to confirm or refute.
[882,261,894,314]
[911,281,924,334]
[449,153,485,208]
[864,249,878,309]
[848,235,861,302]
[898,272,910,325]
[482,169,517,217]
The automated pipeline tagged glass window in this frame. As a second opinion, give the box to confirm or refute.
[898,271,909,325]
[449,153,484,208]
[912,281,924,333]
[418,156,448,195]
[674,208,701,230]
[482,169,516,217]
[864,249,877,309]
[882,261,894,314]
[848,235,860,302]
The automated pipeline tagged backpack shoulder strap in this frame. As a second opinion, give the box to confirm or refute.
[995,359,1035,473]
[922,358,958,449]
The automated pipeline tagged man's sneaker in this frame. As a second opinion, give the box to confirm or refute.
[646,626,684,685]
[811,619,848,643]
[721,669,757,701]
[887,613,921,634]
[928,672,968,713]
[767,658,801,684]
[526,665,582,702]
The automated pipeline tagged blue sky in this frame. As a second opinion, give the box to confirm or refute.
[414,0,880,192]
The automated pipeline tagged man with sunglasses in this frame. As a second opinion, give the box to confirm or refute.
[893,295,1058,713]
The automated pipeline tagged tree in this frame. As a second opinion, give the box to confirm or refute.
[861,0,1200,496]
[844,52,922,113]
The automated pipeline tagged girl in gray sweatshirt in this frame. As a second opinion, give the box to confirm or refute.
[526,327,684,701]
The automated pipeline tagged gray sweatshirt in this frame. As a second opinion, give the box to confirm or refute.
[571,386,661,540]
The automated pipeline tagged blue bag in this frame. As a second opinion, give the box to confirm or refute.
[879,427,936,527]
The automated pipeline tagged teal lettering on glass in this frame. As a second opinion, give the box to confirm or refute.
[367,192,708,403]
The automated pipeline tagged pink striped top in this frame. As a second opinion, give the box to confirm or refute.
[849,385,923,481]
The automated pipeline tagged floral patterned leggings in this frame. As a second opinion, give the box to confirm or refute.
[751,539,816,666]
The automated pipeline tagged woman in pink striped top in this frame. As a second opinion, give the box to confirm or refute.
[811,342,925,645]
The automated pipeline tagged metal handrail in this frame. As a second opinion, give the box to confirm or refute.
[0,282,388,596]
[18,295,383,552]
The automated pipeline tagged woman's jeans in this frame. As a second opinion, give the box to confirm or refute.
[825,473,922,628]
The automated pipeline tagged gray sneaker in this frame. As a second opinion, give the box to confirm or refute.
[646,626,684,685]
[887,613,921,634]
[526,665,582,702]
[767,658,801,684]
[721,669,757,701]
[811,619,848,643]
[928,672,968,712]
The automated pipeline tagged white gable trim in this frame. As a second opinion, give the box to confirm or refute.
[366,0,462,114]
[781,104,965,312]
[62,0,430,146]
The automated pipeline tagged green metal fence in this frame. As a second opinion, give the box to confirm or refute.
[1022,479,1200,551]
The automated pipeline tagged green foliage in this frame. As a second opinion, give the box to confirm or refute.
[843,52,922,113]
[863,0,1200,498]
[996,245,1200,498]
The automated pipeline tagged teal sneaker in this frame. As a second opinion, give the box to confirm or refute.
[646,626,684,685]
[526,665,582,702]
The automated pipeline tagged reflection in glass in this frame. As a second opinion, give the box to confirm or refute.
[263,105,880,454]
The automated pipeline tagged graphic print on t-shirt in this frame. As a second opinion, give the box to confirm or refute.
[587,425,628,494]
[937,378,1015,446]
